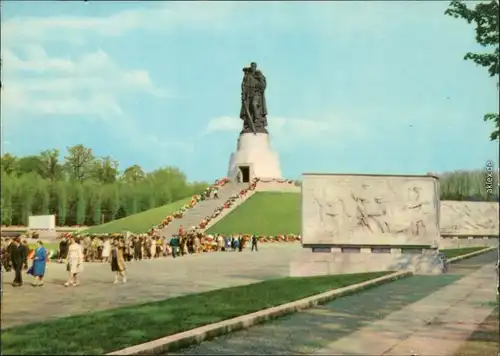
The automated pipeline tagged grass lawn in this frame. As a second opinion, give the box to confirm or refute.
[82,197,192,234]
[2,271,390,355]
[440,247,488,259]
[206,192,300,235]
[455,305,498,356]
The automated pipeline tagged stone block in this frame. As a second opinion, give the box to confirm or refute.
[301,173,440,247]
[440,201,499,236]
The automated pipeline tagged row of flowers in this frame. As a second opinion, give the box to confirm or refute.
[147,177,230,235]
[198,179,258,229]
[197,178,298,230]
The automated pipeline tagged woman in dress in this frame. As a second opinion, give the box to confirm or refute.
[65,238,84,287]
[27,240,48,287]
[110,238,127,284]
[101,238,111,263]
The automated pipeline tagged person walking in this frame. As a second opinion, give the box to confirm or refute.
[133,237,142,261]
[10,237,26,287]
[170,235,179,258]
[101,238,111,263]
[27,240,48,287]
[2,238,13,272]
[58,237,69,263]
[110,238,127,284]
[21,239,30,270]
[251,235,258,252]
[65,238,84,287]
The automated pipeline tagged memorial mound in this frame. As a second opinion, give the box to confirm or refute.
[206,192,300,236]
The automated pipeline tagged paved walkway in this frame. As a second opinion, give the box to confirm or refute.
[178,251,498,355]
[1,244,301,328]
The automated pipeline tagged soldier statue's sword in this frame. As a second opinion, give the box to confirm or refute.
[243,100,257,135]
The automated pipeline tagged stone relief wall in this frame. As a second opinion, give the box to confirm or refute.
[440,201,499,236]
[302,174,440,246]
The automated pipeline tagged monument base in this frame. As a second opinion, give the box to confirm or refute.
[228,133,282,181]
[289,247,446,277]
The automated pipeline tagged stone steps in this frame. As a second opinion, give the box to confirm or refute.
[159,182,248,238]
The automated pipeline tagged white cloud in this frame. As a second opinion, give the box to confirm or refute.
[1,2,236,126]
[2,3,240,47]
[2,46,167,120]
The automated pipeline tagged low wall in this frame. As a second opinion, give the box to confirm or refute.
[440,234,499,249]
[440,201,499,236]
[290,247,445,276]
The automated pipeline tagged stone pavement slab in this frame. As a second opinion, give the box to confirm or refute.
[1,244,301,328]
[177,251,498,355]
[316,264,496,355]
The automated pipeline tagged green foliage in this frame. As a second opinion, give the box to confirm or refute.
[445,0,499,141]
[439,169,499,201]
[75,184,87,225]
[1,146,209,227]
[82,197,192,234]
[56,181,68,226]
[440,247,487,259]
[206,192,301,235]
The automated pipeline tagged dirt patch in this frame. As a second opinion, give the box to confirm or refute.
[455,305,499,356]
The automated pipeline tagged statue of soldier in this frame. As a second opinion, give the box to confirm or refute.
[240,62,268,134]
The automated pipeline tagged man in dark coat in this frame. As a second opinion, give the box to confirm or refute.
[251,234,259,252]
[59,237,69,263]
[22,239,29,270]
[10,237,27,287]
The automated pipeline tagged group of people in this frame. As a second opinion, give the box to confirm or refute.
[61,226,261,264]
[1,237,49,287]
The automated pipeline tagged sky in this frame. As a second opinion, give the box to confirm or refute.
[2,1,499,182]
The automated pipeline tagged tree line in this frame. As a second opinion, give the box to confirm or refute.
[1,145,209,226]
[1,146,497,227]
[438,169,498,201]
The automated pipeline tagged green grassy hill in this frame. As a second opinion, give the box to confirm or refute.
[206,192,301,235]
[82,198,191,234]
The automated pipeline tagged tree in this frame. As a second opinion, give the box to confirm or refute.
[121,164,145,183]
[39,149,63,180]
[16,156,44,177]
[74,183,87,225]
[445,0,499,140]
[91,156,119,184]
[18,173,38,225]
[64,145,95,181]
[1,153,17,174]
[101,183,121,223]
[56,181,69,226]
[1,170,14,225]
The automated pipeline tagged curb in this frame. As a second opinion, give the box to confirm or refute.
[107,271,412,355]
[447,246,496,263]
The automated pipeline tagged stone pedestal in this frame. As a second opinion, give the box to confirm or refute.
[290,247,446,277]
[227,133,282,181]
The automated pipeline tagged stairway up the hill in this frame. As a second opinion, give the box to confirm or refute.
[159,182,249,238]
